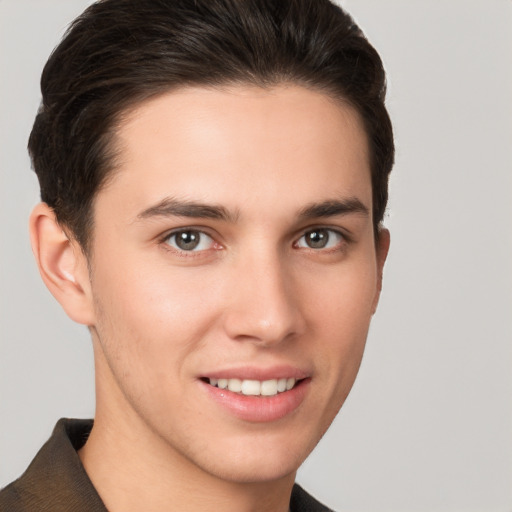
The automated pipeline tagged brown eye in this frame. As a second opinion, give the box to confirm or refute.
[296,229,344,250]
[165,230,214,251]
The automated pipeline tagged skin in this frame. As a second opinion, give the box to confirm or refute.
[30,85,389,512]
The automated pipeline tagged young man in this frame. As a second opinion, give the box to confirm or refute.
[0,0,393,510]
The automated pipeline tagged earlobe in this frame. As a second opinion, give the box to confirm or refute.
[371,227,390,314]
[29,203,95,325]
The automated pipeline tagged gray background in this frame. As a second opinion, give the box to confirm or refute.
[1,1,511,511]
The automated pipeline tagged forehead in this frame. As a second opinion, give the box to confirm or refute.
[99,84,372,221]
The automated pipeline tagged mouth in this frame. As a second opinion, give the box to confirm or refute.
[199,368,310,422]
[202,377,300,397]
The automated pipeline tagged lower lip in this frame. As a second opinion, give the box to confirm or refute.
[200,379,310,423]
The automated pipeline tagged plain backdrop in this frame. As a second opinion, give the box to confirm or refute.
[1,1,511,511]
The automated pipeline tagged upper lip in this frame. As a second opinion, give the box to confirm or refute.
[200,365,310,381]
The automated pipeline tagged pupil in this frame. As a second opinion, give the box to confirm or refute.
[176,231,200,250]
[307,230,328,249]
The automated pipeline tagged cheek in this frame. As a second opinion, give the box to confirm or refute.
[303,255,378,388]
[89,261,225,424]
[306,256,378,332]
[89,252,224,378]
[94,246,216,324]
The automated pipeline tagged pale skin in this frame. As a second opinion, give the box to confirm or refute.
[30,85,389,512]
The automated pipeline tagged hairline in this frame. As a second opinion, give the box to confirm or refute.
[79,79,380,258]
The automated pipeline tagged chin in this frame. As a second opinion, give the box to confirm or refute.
[200,454,302,485]
[182,429,319,485]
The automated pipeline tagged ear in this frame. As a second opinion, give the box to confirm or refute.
[371,227,390,314]
[29,203,95,325]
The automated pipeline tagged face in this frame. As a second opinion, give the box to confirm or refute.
[84,85,387,484]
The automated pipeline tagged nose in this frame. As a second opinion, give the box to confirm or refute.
[222,251,305,346]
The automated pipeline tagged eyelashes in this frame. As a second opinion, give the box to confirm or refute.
[161,227,348,255]
[294,228,344,250]
[164,229,216,252]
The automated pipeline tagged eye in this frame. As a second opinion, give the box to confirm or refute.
[164,229,215,252]
[295,228,344,250]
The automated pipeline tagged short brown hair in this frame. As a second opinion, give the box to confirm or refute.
[29,0,394,251]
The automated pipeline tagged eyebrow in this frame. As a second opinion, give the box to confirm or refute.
[136,196,369,224]
[298,198,369,220]
[136,197,238,223]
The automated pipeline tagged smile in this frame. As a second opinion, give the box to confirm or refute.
[200,372,310,422]
[207,377,297,396]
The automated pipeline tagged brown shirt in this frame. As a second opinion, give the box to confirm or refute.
[0,419,333,511]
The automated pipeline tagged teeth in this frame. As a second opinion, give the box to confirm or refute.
[227,378,242,393]
[261,379,277,396]
[241,380,261,396]
[208,377,297,396]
